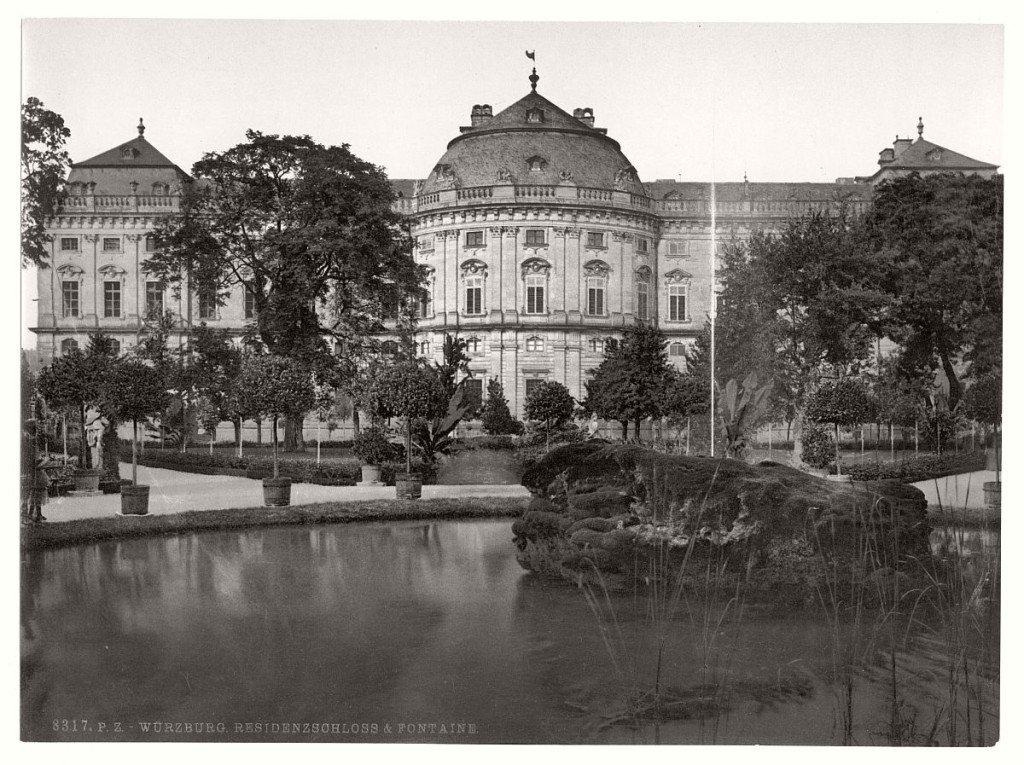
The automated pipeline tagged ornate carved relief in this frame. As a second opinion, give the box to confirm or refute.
[583,260,610,277]
[433,164,459,190]
[501,226,520,237]
[558,169,575,182]
[664,268,693,284]
[520,257,552,277]
[611,231,631,242]
[56,264,84,278]
[614,166,637,190]
[634,266,653,282]
[459,259,488,277]
[98,264,128,282]
[488,226,504,236]
[495,167,515,183]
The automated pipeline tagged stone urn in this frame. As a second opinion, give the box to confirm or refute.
[72,468,102,493]
[358,464,383,486]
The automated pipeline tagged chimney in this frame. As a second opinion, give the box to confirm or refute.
[893,135,913,157]
[878,147,895,167]
[470,104,493,127]
[573,107,595,128]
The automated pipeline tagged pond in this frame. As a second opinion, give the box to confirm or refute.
[22,519,999,744]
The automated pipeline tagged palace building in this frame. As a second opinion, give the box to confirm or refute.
[33,73,999,416]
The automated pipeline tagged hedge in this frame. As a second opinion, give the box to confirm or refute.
[843,452,986,483]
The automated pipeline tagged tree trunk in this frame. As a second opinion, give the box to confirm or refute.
[834,422,841,475]
[132,419,138,486]
[237,417,244,459]
[352,409,361,437]
[620,421,628,440]
[406,419,412,474]
[790,411,805,468]
[79,405,89,469]
[256,418,263,446]
[272,415,280,479]
[634,419,642,442]
[284,414,305,452]
[939,350,963,411]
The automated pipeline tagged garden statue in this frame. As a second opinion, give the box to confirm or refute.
[84,407,109,470]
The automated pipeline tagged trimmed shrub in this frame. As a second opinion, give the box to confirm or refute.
[844,452,985,484]
[800,423,836,471]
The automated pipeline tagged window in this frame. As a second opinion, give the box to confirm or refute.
[669,343,687,357]
[466,337,481,354]
[586,277,605,316]
[418,291,431,319]
[588,337,604,354]
[668,241,687,257]
[418,236,434,252]
[382,340,399,355]
[527,156,547,172]
[526,108,544,123]
[586,232,605,248]
[636,281,650,320]
[198,290,217,320]
[419,340,431,356]
[145,281,164,317]
[103,282,121,318]
[525,229,545,246]
[244,288,257,320]
[464,276,483,315]
[145,235,158,252]
[60,338,79,355]
[60,237,79,252]
[525,336,544,352]
[524,378,544,400]
[109,339,121,356]
[465,230,484,247]
[636,238,649,254]
[463,378,483,411]
[61,281,79,318]
[525,274,546,314]
[103,237,121,252]
[669,285,688,321]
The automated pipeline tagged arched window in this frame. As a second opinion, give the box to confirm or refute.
[525,336,544,353]
[60,338,79,355]
[586,276,606,316]
[635,276,651,320]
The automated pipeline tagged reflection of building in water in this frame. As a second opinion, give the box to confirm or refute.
[34,80,998,418]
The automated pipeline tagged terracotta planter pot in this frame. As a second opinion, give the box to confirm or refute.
[120,484,150,515]
[73,468,102,492]
[395,472,423,500]
[263,477,292,507]
[983,481,1000,510]
[359,464,383,486]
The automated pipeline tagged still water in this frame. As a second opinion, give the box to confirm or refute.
[22,519,999,744]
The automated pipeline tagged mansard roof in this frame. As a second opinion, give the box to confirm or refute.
[76,133,185,171]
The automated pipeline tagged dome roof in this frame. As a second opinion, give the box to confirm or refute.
[419,90,646,196]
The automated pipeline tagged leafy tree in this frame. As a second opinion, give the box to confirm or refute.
[237,354,316,478]
[145,130,424,449]
[410,334,477,463]
[368,360,450,474]
[525,380,575,450]
[36,335,117,469]
[964,370,1001,481]
[584,323,676,439]
[800,423,836,472]
[865,172,1003,406]
[223,350,264,458]
[189,323,243,446]
[22,97,71,268]
[716,209,887,465]
[806,378,875,474]
[481,380,524,436]
[103,360,170,485]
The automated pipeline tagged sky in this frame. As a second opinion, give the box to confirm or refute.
[14,16,1008,350]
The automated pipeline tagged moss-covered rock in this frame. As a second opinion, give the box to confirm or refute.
[514,442,931,602]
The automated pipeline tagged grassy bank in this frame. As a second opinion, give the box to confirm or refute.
[21,497,529,552]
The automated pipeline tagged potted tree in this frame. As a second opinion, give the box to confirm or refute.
[352,425,396,486]
[964,371,1001,509]
[370,360,449,499]
[104,359,169,515]
[238,354,315,507]
[36,344,111,493]
[806,378,875,480]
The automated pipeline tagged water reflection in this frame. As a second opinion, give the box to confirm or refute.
[22,519,999,744]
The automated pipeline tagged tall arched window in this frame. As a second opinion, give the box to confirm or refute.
[584,261,610,316]
[460,260,487,316]
[521,257,551,315]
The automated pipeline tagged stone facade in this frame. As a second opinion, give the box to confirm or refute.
[33,87,999,419]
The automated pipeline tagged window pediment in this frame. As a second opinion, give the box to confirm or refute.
[521,257,551,277]
[583,259,610,277]
[98,264,128,281]
[57,264,84,278]
[460,258,487,277]
[664,268,693,283]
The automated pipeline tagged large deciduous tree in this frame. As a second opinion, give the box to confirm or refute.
[145,130,425,449]
[715,209,888,465]
[22,97,71,268]
[865,172,1003,408]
